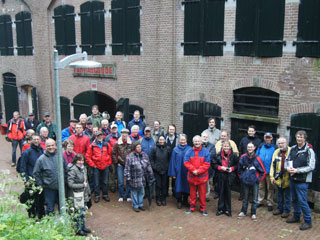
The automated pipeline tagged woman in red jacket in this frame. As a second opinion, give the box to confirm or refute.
[86,131,112,203]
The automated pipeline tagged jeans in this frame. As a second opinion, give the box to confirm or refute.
[290,180,312,224]
[131,187,145,209]
[241,182,259,215]
[93,167,109,197]
[44,188,59,215]
[11,139,23,164]
[276,186,291,214]
[117,165,130,198]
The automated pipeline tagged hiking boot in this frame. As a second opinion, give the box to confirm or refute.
[273,209,282,215]
[82,226,91,233]
[281,213,290,218]
[77,230,87,236]
[110,186,116,193]
[225,210,232,217]
[161,200,166,206]
[94,196,100,203]
[216,210,224,216]
[139,206,146,211]
[177,202,182,209]
[102,195,110,202]
[133,208,140,212]
[267,206,273,212]
[156,200,161,206]
[286,217,300,224]
[299,223,312,231]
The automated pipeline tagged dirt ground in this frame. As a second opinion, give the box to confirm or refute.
[0,135,319,240]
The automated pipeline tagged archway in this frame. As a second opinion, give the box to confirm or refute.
[72,91,117,121]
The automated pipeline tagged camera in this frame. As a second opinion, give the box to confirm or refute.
[274,171,283,180]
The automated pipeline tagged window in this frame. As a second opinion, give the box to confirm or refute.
[0,15,14,56]
[294,0,320,57]
[110,0,141,55]
[53,5,76,55]
[15,11,33,56]
[80,1,106,55]
[182,0,226,56]
[233,87,279,118]
[233,0,285,57]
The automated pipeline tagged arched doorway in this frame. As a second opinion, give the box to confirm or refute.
[181,101,222,145]
[72,91,117,120]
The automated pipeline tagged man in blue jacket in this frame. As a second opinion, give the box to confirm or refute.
[140,127,155,158]
[256,132,276,211]
[20,134,45,218]
[127,110,146,137]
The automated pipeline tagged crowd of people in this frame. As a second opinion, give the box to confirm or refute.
[5,106,316,236]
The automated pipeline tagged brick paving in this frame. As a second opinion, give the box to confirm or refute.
[0,135,319,240]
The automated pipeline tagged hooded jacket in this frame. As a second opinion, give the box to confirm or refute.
[67,163,90,203]
[256,142,276,174]
[20,143,44,181]
[86,140,112,170]
[33,150,67,190]
[124,151,154,188]
[168,144,192,193]
[69,134,91,155]
[141,136,156,158]
[150,143,171,175]
[87,112,104,128]
[184,146,211,185]
[238,153,266,186]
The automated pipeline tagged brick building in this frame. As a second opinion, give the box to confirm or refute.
[0,0,320,208]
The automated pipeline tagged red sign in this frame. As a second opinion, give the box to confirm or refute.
[73,64,116,79]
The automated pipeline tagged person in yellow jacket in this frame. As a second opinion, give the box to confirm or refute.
[270,137,291,218]
[215,131,239,157]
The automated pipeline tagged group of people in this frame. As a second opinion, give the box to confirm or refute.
[5,106,316,236]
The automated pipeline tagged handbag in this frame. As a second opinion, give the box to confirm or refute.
[73,191,85,208]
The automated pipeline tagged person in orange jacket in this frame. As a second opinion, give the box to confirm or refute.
[86,131,112,203]
[7,111,26,167]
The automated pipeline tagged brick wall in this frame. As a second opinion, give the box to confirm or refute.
[0,0,319,141]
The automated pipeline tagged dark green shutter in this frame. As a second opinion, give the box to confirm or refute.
[126,0,140,55]
[15,11,33,56]
[80,2,93,55]
[296,0,320,57]
[53,5,76,55]
[183,0,201,55]
[234,0,256,56]
[0,15,14,56]
[111,0,125,55]
[257,0,285,57]
[80,1,105,55]
[3,84,19,122]
[92,0,106,55]
[203,0,225,56]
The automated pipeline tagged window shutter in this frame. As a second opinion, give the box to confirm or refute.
[257,0,285,57]
[234,0,256,56]
[295,0,320,57]
[202,0,226,56]
[80,1,93,55]
[111,0,125,55]
[0,15,14,56]
[54,5,76,55]
[92,0,106,55]
[15,11,33,56]
[183,0,201,55]
[126,0,140,55]
[53,6,66,55]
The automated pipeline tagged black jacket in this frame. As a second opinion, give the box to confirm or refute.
[150,143,171,175]
[212,150,238,183]
[25,118,40,131]
[239,135,262,155]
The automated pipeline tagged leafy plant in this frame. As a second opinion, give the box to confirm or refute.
[0,170,99,240]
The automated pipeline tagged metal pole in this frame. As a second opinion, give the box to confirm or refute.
[54,49,66,215]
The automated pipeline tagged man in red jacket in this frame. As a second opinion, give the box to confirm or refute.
[7,111,26,167]
[86,131,112,203]
[184,135,211,216]
[69,124,91,155]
